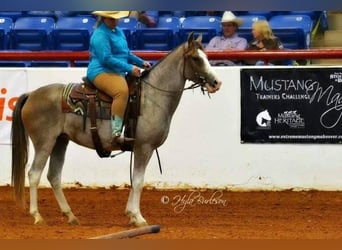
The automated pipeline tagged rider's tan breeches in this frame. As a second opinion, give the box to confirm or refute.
[93,72,128,118]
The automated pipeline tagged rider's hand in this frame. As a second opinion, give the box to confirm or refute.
[143,61,152,69]
[131,65,141,77]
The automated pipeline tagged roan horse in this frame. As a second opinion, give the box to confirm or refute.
[11,33,221,227]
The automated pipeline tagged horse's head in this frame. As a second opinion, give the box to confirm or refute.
[183,32,222,93]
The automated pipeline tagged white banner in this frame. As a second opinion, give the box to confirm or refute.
[0,70,28,144]
[1,67,342,190]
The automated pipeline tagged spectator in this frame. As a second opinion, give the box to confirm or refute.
[129,11,158,27]
[206,11,247,66]
[245,20,285,65]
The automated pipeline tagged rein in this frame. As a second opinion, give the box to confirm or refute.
[140,44,211,95]
[113,43,213,186]
[141,78,203,93]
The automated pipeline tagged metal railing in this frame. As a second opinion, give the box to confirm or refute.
[0,49,341,66]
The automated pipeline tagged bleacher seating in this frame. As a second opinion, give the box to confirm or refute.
[269,15,313,49]
[0,12,23,21]
[29,60,70,67]
[0,60,30,67]
[0,17,13,50]
[118,17,138,49]
[10,17,55,50]
[246,11,274,20]
[52,16,96,51]
[0,11,323,67]
[25,11,58,20]
[74,60,89,67]
[135,16,180,50]
[289,11,321,24]
[179,16,221,46]
[237,15,267,42]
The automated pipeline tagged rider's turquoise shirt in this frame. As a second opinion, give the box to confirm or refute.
[87,22,144,81]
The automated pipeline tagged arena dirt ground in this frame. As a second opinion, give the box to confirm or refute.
[0,186,341,239]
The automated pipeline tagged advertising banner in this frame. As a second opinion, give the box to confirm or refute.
[0,70,27,144]
[241,67,342,143]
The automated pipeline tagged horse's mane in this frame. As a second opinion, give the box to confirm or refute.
[140,48,178,79]
[140,39,204,80]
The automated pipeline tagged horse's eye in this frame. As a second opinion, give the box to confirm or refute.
[192,57,201,62]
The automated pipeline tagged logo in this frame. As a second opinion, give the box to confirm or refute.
[0,87,18,121]
[274,110,305,128]
[160,190,228,214]
[256,110,271,129]
[330,72,342,83]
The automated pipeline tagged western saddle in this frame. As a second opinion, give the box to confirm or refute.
[61,76,141,157]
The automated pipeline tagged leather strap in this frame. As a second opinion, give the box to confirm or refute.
[89,95,111,158]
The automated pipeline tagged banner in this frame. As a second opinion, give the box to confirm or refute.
[0,70,27,144]
[241,67,342,143]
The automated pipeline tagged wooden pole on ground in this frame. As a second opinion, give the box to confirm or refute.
[89,225,161,239]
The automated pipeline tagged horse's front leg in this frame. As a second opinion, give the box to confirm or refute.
[125,144,153,227]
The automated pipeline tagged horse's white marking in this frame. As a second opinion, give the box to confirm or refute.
[198,49,219,80]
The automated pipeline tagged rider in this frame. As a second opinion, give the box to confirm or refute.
[87,11,151,146]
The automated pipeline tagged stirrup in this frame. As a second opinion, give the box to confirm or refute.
[112,133,135,146]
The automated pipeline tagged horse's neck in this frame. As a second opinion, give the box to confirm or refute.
[146,46,185,92]
[141,46,186,115]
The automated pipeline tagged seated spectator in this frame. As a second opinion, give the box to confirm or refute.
[245,20,285,65]
[206,11,247,66]
[129,11,158,27]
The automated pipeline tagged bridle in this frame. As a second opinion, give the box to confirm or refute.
[141,44,217,95]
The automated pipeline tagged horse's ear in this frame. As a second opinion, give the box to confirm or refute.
[196,34,203,43]
[187,32,194,44]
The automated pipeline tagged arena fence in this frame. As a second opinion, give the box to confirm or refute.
[0,49,341,66]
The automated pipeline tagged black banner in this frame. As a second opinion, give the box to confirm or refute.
[241,67,342,143]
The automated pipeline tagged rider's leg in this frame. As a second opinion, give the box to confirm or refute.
[93,72,134,144]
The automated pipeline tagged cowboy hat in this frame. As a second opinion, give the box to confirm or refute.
[92,11,129,19]
[221,11,243,26]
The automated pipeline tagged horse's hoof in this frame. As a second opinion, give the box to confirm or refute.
[134,221,149,228]
[68,218,80,225]
[67,216,80,225]
[34,219,46,225]
[126,211,148,227]
[63,211,80,225]
[33,213,45,225]
[129,218,148,227]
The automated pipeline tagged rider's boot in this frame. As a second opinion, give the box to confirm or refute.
[111,115,135,145]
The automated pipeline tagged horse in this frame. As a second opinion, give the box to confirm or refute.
[11,33,222,227]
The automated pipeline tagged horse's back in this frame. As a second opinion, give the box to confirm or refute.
[21,83,66,134]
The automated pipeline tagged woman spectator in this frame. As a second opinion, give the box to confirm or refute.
[245,20,285,65]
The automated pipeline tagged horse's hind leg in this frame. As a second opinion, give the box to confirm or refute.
[47,135,79,225]
[28,143,54,225]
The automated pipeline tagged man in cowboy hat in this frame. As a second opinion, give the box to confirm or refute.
[87,11,151,146]
[206,11,247,66]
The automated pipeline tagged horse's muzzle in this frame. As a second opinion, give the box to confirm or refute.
[205,80,221,93]
[209,80,218,88]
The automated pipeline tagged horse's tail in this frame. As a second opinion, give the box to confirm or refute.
[11,93,29,207]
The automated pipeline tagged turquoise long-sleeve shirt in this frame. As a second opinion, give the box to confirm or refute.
[87,22,144,81]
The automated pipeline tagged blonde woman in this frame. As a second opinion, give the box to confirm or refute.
[245,20,284,65]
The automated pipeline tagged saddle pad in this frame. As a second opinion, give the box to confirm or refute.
[61,83,111,120]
